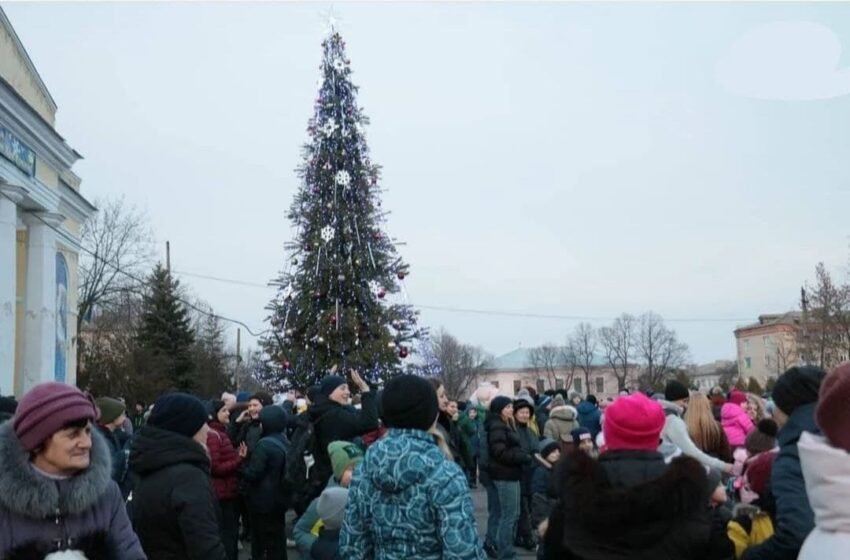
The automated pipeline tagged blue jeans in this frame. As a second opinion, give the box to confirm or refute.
[482,475,499,547]
[493,480,520,560]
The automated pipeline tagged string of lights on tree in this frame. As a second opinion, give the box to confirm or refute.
[261,27,426,389]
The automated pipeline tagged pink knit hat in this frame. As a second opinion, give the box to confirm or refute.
[13,382,98,451]
[603,393,666,452]
[728,390,748,406]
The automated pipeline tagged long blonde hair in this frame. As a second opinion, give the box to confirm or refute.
[746,394,767,421]
[429,425,454,460]
[686,393,727,453]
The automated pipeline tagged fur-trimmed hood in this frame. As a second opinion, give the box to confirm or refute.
[549,405,578,422]
[657,399,684,418]
[0,421,112,519]
[552,450,711,557]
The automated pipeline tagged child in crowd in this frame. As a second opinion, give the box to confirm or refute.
[310,487,349,560]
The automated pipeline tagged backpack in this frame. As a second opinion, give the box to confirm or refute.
[285,415,326,511]
[265,437,293,506]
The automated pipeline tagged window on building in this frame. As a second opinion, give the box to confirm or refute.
[596,377,604,393]
[513,380,522,395]
[745,357,751,369]
[556,379,564,390]
[574,378,583,394]
[536,379,546,393]
[744,340,750,352]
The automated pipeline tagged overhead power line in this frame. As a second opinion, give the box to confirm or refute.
[2,191,268,337]
[171,267,752,324]
[5,190,754,330]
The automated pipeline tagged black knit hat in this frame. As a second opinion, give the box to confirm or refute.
[381,375,439,431]
[745,419,778,455]
[148,393,208,439]
[250,391,274,407]
[0,396,18,415]
[513,399,535,418]
[772,366,826,416]
[207,399,226,421]
[664,380,690,402]
[490,396,513,417]
[320,375,347,397]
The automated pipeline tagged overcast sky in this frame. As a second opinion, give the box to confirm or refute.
[6,2,850,364]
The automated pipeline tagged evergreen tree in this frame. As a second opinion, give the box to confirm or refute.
[191,310,232,397]
[263,29,425,388]
[136,264,196,392]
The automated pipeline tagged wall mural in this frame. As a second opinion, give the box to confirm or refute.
[55,252,68,383]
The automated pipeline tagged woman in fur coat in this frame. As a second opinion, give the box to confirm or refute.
[544,393,732,560]
[0,382,145,559]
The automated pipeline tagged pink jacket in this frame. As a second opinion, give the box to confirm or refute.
[721,402,754,447]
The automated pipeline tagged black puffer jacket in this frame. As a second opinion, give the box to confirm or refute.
[240,407,289,515]
[233,418,264,454]
[487,417,532,482]
[129,426,227,560]
[307,392,379,482]
[544,450,732,560]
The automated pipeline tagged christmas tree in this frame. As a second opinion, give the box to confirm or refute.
[136,264,196,394]
[262,28,425,389]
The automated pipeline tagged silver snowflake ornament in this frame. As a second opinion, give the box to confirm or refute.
[335,170,351,188]
[333,58,345,71]
[322,119,337,136]
[321,225,335,243]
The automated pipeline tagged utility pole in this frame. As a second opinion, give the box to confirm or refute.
[235,328,241,392]
[801,286,810,365]
[166,241,171,274]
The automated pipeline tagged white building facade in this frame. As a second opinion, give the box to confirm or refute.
[0,8,95,396]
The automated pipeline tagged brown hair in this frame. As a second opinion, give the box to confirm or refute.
[686,393,729,455]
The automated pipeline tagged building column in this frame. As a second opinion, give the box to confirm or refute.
[0,184,25,396]
[21,212,64,393]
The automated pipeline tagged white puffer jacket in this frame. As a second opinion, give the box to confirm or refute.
[798,431,850,560]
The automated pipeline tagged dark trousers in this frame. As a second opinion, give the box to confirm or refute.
[251,513,288,560]
[516,491,534,543]
[238,495,251,540]
[468,456,479,485]
[219,499,239,560]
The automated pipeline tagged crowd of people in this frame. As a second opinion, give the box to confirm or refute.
[0,361,848,560]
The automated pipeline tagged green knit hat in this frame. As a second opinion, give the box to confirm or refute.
[96,397,126,425]
[328,441,364,481]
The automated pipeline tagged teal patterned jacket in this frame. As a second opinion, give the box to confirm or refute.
[339,428,486,560]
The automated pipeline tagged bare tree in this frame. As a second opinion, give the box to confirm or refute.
[636,312,690,391]
[718,362,739,390]
[570,323,597,395]
[77,196,154,374]
[599,314,637,392]
[77,288,144,399]
[806,263,846,369]
[562,342,580,393]
[529,344,561,391]
[423,329,489,400]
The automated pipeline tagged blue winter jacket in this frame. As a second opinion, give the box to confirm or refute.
[576,401,602,440]
[742,402,818,560]
[339,428,486,560]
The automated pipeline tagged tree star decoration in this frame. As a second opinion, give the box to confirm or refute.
[335,170,351,188]
[321,225,335,243]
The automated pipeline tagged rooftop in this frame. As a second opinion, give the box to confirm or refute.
[488,347,608,371]
[736,311,802,333]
